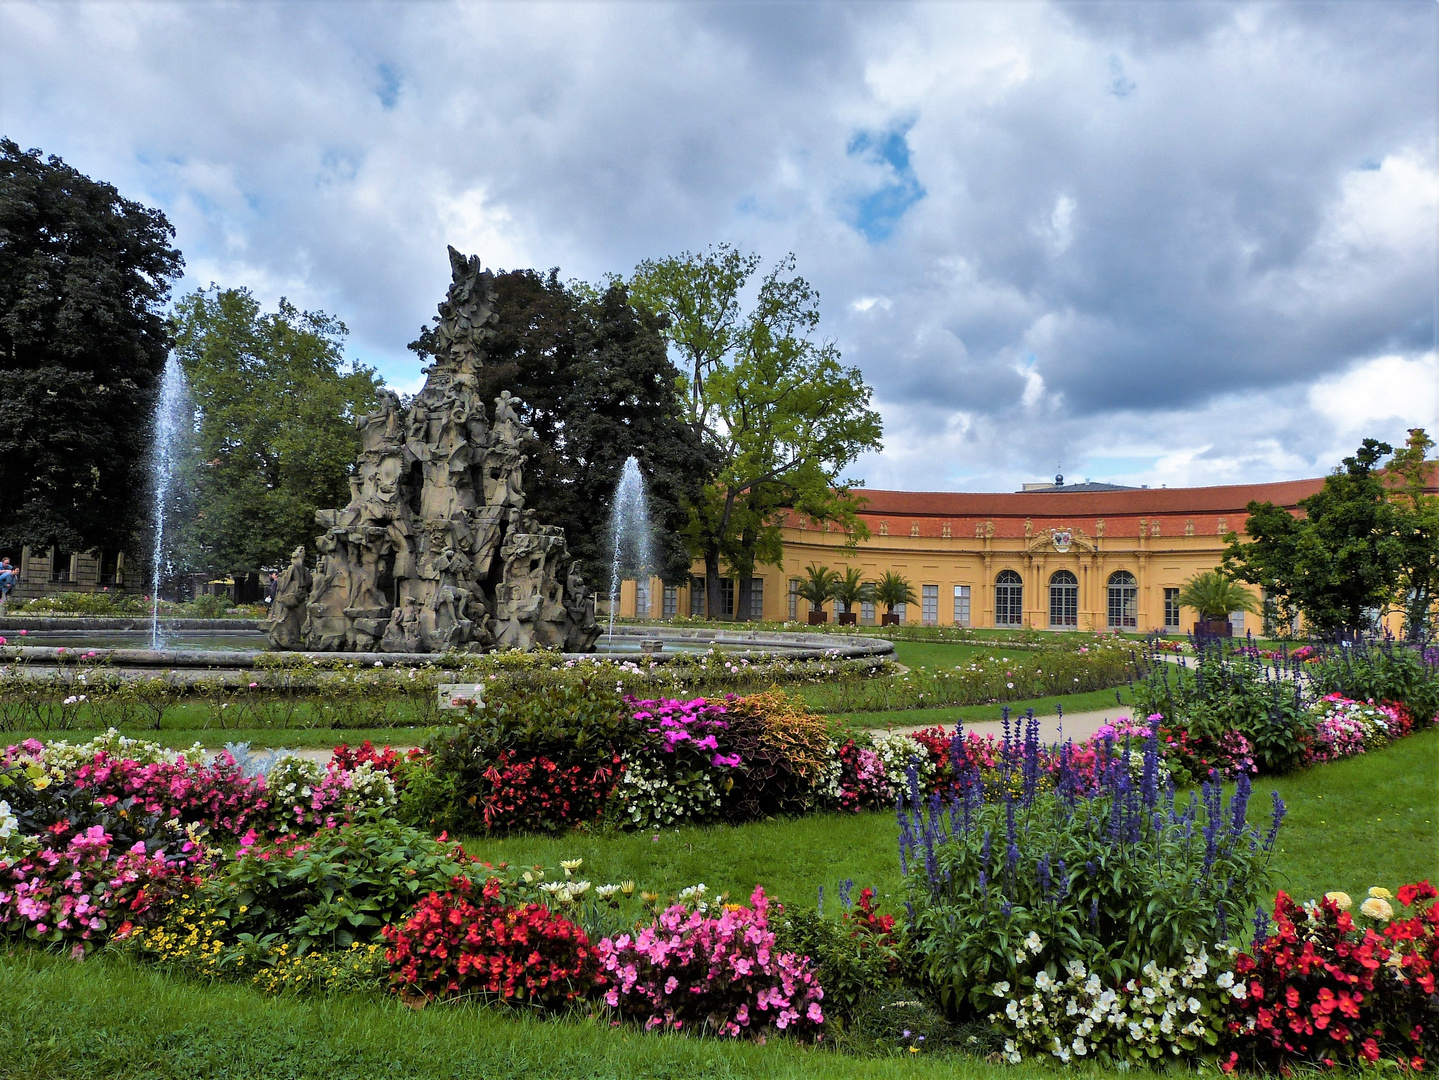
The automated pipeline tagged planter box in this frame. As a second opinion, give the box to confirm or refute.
[807,611,829,625]
[836,612,858,626]
[881,613,901,626]
[1196,618,1233,638]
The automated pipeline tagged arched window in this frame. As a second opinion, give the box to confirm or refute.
[1049,570,1078,628]
[1108,570,1138,629]
[995,569,1024,627]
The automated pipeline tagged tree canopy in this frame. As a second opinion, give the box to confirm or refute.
[173,286,381,574]
[0,138,184,558]
[1223,437,1427,636]
[631,247,882,619]
[408,269,707,583]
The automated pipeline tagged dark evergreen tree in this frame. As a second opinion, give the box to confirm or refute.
[410,269,706,582]
[0,138,184,556]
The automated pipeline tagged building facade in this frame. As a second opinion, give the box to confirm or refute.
[615,477,1345,634]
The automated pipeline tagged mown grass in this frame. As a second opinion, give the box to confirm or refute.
[0,949,1127,1080]
[0,730,1431,1079]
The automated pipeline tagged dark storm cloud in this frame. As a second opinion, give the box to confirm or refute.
[2,0,1433,488]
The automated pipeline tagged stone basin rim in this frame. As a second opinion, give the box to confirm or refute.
[0,629,894,669]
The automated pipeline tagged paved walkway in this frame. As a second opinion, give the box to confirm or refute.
[866,706,1135,743]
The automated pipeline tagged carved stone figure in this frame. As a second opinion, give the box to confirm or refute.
[261,546,311,649]
[265,246,598,654]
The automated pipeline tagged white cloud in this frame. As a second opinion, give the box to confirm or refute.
[1,0,1433,492]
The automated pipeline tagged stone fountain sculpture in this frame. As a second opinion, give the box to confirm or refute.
[261,247,601,654]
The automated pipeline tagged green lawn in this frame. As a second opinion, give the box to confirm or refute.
[1,729,1432,1079]
[836,684,1136,730]
[887,640,1001,668]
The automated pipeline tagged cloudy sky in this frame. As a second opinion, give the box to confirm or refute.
[4,0,1436,492]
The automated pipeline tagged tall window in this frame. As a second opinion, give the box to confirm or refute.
[690,577,705,617]
[1163,587,1180,630]
[663,585,678,619]
[860,599,876,624]
[921,584,938,625]
[1049,570,1078,628]
[788,578,800,621]
[953,585,971,626]
[635,579,651,618]
[50,550,72,584]
[893,602,906,622]
[995,570,1024,627]
[748,577,764,620]
[1107,571,1138,629]
[718,578,735,619]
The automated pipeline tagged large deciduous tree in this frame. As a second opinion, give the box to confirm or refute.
[1385,428,1439,641]
[172,286,381,574]
[0,139,184,558]
[1224,438,1404,635]
[408,268,706,583]
[631,247,882,620]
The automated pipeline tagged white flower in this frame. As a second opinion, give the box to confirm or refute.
[1215,971,1234,989]
[992,981,1011,996]
[595,884,620,899]
[1025,931,1042,953]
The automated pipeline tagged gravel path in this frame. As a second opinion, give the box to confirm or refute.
[866,706,1136,742]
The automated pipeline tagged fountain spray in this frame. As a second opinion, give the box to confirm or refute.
[607,456,653,641]
[148,354,191,649]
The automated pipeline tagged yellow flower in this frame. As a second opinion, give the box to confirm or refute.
[619,881,636,897]
[1324,891,1352,911]
[641,891,660,904]
[1360,897,1394,922]
[1367,887,1394,901]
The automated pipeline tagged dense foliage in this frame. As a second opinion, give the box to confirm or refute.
[898,719,1285,1015]
[409,269,707,583]
[0,138,184,556]
[172,286,383,574]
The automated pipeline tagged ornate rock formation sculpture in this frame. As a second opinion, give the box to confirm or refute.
[265,247,600,654]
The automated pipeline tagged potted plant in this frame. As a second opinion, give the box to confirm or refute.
[1176,570,1260,638]
[873,571,917,627]
[830,567,873,626]
[797,564,841,624]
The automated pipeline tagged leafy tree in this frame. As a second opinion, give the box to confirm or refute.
[1384,427,1439,641]
[1175,570,1260,621]
[409,269,705,583]
[632,248,883,619]
[1224,438,1402,635]
[0,138,184,558]
[873,571,917,617]
[795,563,840,616]
[172,286,381,574]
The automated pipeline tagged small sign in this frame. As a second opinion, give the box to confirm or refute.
[1052,529,1072,553]
[439,684,486,711]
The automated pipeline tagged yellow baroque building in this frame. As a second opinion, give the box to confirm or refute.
[617,476,1358,634]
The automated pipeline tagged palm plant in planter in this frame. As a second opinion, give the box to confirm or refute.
[830,567,873,626]
[797,564,841,624]
[873,571,917,626]
[1177,570,1260,637]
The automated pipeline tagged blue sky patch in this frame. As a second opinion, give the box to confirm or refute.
[376,63,401,109]
[846,122,925,241]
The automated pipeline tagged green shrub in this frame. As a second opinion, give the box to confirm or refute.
[771,896,901,1028]
[206,816,470,953]
[899,733,1284,1013]
[412,681,633,834]
[1307,639,1439,724]
[185,594,235,618]
[1133,643,1310,773]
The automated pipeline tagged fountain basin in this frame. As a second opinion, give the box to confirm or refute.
[0,624,894,686]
